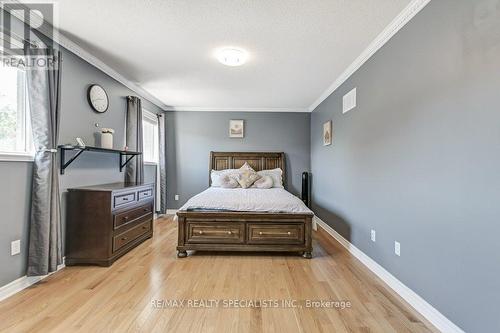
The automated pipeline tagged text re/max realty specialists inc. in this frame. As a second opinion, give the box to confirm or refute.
[151,299,352,310]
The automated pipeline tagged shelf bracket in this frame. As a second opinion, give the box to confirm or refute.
[120,154,137,172]
[58,146,141,175]
[60,148,85,175]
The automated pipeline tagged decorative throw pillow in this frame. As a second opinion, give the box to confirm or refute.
[252,175,273,189]
[210,169,240,187]
[236,170,261,189]
[239,162,256,172]
[257,168,284,188]
[220,175,239,188]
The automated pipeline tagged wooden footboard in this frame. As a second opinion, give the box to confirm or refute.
[176,211,314,258]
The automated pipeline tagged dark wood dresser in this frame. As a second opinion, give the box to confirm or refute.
[66,182,154,266]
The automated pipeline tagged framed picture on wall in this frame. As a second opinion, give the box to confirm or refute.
[229,120,244,138]
[323,120,332,146]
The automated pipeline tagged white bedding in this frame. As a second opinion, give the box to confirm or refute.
[179,188,313,214]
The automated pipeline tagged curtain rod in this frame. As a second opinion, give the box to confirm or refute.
[0,27,40,49]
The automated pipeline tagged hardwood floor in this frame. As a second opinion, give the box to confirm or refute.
[0,216,438,333]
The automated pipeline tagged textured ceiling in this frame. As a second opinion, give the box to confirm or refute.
[50,0,412,111]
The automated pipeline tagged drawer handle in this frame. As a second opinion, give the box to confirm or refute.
[227,231,232,235]
[121,236,128,241]
[198,231,203,235]
[258,231,291,235]
[143,208,149,212]
[142,226,147,230]
[123,216,129,220]
[122,197,129,201]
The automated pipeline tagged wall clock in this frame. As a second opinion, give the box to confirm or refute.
[87,84,109,113]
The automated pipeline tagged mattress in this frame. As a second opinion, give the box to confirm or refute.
[178,187,313,214]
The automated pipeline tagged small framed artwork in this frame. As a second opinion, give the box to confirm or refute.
[323,120,332,146]
[229,120,244,138]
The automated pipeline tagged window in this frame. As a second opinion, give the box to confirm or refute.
[0,65,34,161]
[142,109,159,164]
[142,109,161,212]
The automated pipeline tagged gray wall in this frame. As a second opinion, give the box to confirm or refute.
[165,111,310,209]
[0,162,32,286]
[57,50,164,251]
[310,1,500,332]
[0,48,310,286]
[0,46,163,287]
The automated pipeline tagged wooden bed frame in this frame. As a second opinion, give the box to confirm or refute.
[176,152,314,258]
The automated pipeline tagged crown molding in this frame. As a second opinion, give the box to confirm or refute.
[164,106,309,113]
[5,1,169,111]
[308,0,432,112]
[7,0,431,113]
[56,36,170,111]
[165,106,309,113]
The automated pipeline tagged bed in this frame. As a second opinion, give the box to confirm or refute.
[176,152,314,258]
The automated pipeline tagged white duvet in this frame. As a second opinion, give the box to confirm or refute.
[179,188,313,214]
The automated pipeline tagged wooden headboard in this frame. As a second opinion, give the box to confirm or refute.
[209,152,286,187]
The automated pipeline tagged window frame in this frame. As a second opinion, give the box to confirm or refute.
[142,109,159,165]
[142,109,162,212]
[0,65,34,162]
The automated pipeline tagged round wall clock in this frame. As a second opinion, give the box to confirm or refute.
[87,84,109,113]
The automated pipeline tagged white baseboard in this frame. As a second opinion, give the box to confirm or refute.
[0,259,66,302]
[166,209,178,215]
[312,217,318,231]
[0,218,464,333]
[313,216,465,333]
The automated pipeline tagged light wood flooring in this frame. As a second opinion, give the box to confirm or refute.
[0,216,438,333]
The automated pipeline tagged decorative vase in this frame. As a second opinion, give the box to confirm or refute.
[101,132,113,149]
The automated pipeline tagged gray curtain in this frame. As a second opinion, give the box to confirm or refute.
[125,96,144,183]
[26,48,63,276]
[157,113,167,214]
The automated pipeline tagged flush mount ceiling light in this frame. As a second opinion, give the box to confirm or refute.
[215,47,248,66]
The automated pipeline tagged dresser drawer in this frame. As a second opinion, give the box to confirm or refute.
[113,192,136,208]
[113,220,151,252]
[138,188,153,201]
[247,224,304,245]
[113,204,153,230]
[186,222,244,244]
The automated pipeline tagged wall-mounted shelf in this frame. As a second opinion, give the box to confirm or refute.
[58,145,142,175]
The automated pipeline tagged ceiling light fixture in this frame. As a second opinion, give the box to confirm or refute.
[215,47,248,67]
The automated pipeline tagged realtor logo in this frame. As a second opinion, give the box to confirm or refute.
[1,2,55,56]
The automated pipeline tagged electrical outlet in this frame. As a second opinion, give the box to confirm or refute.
[174,194,179,201]
[11,240,21,256]
[394,241,401,256]
[370,229,376,242]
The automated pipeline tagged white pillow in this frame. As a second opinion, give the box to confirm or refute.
[256,168,284,188]
[211,169,240,187]
[220,175,240,188]
[252,175,273,189]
